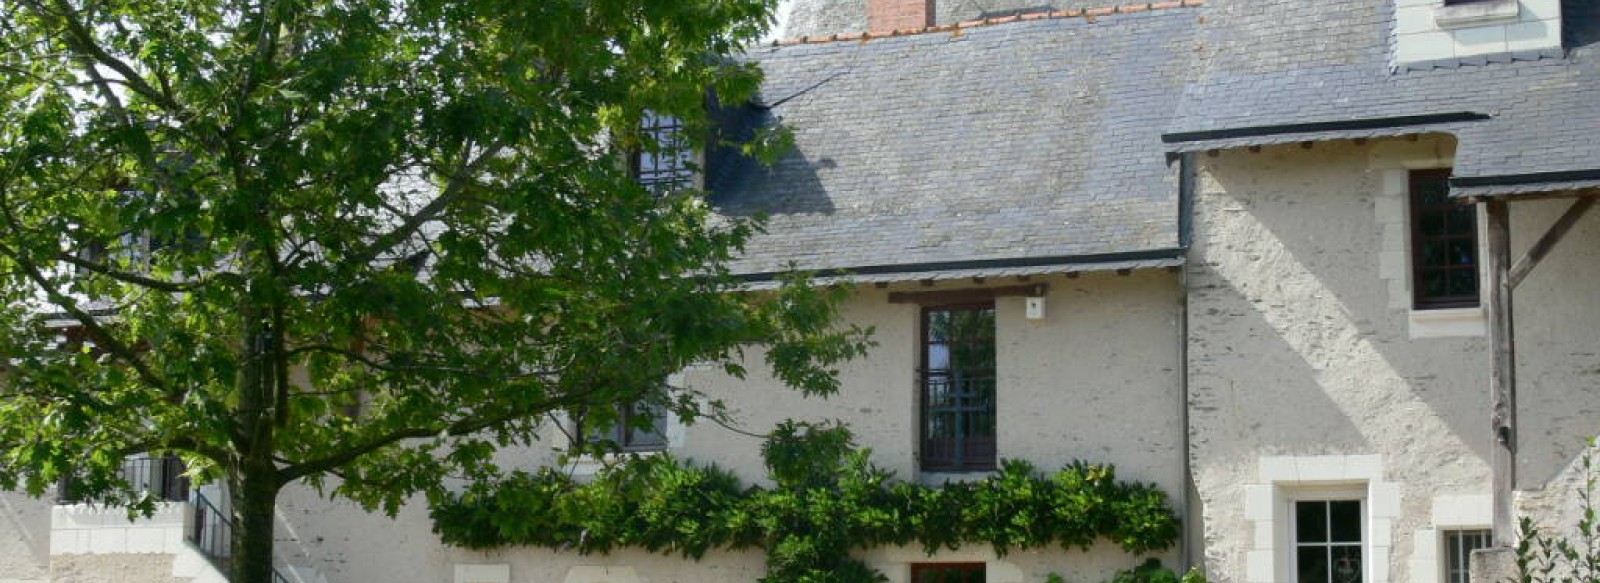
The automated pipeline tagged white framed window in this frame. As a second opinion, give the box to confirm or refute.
[588,400,668,452]
[1408,494,1492,583]
[1244,455,1400,583]
[1291,494,1367,583]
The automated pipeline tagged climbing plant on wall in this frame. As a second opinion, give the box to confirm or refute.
[430,421,1182,583]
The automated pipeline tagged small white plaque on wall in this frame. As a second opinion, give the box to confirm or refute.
[454,564,511,583]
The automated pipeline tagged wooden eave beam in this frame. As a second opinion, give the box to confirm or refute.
[1507,196,1596,289]
[887,284,1047,305]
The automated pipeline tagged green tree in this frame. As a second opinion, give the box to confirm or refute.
[0,1,868,581]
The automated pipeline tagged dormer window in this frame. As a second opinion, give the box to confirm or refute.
[633,113,695,195]
[1393,0,1561,65]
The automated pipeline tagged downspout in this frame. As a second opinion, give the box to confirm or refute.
[1177,151,1197,573]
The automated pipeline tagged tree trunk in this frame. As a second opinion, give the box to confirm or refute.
[230,461,281,583]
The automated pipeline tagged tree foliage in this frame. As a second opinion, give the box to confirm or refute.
[432,422,1182,583]
[0,0,868,581]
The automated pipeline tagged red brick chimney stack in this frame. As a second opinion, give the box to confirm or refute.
[868,0,935,33]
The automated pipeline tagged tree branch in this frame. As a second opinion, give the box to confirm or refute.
[39,0,183,114]
[341,141,506,269]
[279,391,588,483]
[0,241,171,395]
[52,251,200,292]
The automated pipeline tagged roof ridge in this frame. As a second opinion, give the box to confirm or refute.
[766,0,1205,47]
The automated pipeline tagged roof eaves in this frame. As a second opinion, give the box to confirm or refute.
[734,248,1187,285]
[1162,112,1490,146]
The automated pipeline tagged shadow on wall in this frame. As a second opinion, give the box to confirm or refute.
[1565,0,1600,49]
[0,490,52,580]
[1189,140,1493,485]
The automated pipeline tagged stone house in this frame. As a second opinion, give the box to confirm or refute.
[2,0,1597,582]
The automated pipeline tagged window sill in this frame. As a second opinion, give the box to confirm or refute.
[1434,0,1520,29]
[917,469,998,485]
[1407,306,1486,339]
[568,449,667,476]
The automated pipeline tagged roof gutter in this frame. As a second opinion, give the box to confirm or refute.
[1161,111,1490,144]
[734,247,1188,283]
[1451,168,1600,188]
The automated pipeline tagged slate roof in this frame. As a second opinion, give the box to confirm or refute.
[1163,0,1600,198]
[706,6,1201,278]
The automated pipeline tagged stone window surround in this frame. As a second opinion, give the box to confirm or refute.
[1375,160,1487,339]
[1408,495,1492,583]
[1392,0,1562,64]
[1434,0,1521,29]
[860,545,1027,583]
[1244,455,1403,583]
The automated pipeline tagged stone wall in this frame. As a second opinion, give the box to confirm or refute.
[273,272,1188,583]
[49,554,189,583]
[0,491,51,583]
[1187,136,1600,583]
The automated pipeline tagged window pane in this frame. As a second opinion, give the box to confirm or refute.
[1421,213,1447,237]
[1418,271,1448,300]
[1299,547,1330,583]
[927,310,953,342]
[1448,269,1478,296]
[1448,239,1476,266]
[1330,544,1363,583]
[928,343,951,370]
[1447,209,1476,236]
[1329,500,1362,542]
[1298,501,1328,543]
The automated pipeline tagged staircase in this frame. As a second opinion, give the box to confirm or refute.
[187,491,320,583]
[46,455,326,583]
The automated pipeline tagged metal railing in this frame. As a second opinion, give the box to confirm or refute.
[56,455,190,504]
[919,368,998,471]
[188,490,294,583]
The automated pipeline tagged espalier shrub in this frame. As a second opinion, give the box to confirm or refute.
[431,421,1181,583]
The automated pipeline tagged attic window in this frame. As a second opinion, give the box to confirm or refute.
[633,113,695,195]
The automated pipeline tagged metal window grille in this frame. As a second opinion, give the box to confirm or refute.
[634,113,694,195]
[919,304,997,471]
[1445,529,1491,583]
[56,455,189,503]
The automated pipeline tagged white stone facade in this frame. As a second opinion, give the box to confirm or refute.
[1393,0,1563,64]
[1189,136,1600,583]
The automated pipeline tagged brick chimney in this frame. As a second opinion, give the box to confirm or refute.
[868,0,935,33]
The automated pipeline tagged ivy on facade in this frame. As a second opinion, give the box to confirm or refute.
[430,422,1181,583]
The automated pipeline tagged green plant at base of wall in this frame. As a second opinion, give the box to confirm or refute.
[1516,439,1600,583]
[431,422,1180,583]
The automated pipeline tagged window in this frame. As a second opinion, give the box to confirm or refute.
[1444,529,1491,583]
[1409,169,1479,309]
[1295,499,1364,583]
[588,401,668,452]
[633,113,695,195]
[911,563,986,583]
[920,304,996,472]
